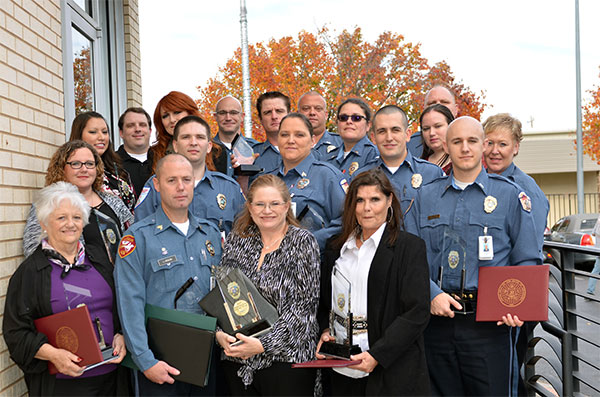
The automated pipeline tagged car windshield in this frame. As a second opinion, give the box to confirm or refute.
[579,217,597,231]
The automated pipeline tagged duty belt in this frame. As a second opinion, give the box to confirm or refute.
[334,313,368,334]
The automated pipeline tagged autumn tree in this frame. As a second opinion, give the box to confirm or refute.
[197,26,486,141]
[73,47,93,115]
[582,68,600,163]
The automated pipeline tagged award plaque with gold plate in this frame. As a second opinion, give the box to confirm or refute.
[199,268,278,342]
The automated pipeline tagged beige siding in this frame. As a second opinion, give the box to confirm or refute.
[0,0,63,394]
[124,0,142,107]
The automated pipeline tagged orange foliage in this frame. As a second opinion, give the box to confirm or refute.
[73,47,93,115]
[197,26,487,140]
[582,68,600,163]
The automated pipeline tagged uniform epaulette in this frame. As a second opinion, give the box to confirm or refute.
[208,170,240,185]
[312,160,344,175]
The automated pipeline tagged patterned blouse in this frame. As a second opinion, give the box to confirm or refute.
[103,168,136,213]
[217,225,320,386]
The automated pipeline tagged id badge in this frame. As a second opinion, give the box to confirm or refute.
[291,201,297,217]
[478,235,494,260]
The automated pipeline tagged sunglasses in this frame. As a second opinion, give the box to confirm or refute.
[338,114,367,123]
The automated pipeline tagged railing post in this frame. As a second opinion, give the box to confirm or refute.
[561,248,576,395]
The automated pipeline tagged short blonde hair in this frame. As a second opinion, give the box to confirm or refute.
[482,113,523,143]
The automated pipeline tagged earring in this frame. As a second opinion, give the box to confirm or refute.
[386,206,394,222]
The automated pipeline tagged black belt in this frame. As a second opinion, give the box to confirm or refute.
[444,290,477,301]
[334,313,368,331]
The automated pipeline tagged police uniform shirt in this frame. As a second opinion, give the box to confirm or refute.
[409,169,541,301]
[114,207,222,371]
[252,140,281,173]
[312,130,343,161]
[327,135,379,178]
[406,130,424,159]
[332,222,386,379]
[354,152,444,234]
[214,134,258,177]
[500,162,549,257]
[262,152,347,250]
[134,170,245,234]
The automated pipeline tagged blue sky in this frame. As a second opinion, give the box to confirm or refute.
[139,0,600,133]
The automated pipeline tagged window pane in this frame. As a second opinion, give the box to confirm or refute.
[72,0,92,17]
[71,27,94,115]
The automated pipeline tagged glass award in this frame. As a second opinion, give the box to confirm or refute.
[319,266,361,359]
[93,209,121,265]
[232,135,262,176]
[440,228,473,314]
[199,268,279,342]
[296,204,325,232]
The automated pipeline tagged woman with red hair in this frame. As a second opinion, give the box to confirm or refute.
[150,91,225,173]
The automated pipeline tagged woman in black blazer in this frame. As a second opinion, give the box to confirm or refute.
[317,168,431,396]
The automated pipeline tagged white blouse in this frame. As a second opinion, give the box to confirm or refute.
[332,222,386,379]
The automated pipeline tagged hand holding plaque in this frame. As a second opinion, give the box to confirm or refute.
[441,229,473,315]
[232,136,262,176]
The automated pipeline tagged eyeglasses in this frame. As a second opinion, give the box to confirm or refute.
[66,161,96,169]
[338,114,367,123]
[215,110,241,117]
[251,201,286,211]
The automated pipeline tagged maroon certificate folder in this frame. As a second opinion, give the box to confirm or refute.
[476,264,549,322]
[34,305,109,374]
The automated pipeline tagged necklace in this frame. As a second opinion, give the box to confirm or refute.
[262,234,284,251]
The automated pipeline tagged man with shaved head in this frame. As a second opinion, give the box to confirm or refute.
[115,153,222,394]
[298,91,342,160]
[407,84,459,158]
[409,117,541,395]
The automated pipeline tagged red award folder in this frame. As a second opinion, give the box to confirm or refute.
[476,264,549,322]
[34,305,109,374]
[292,359,361,369]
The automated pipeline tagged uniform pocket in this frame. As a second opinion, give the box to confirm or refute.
[149,255,187,293]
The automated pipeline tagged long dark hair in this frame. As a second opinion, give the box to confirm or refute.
[334,169,402,249]
[419,104,455,163]
[69,111,127,180]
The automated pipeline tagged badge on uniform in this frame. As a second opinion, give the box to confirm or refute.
[206,240,215,256]
[348,162,359,176]
[448,250,460,269]
[297,178,310,189]
[518,192,531,212]
[118,235,136,258]
[216,193,227,210]
[411,173,423,189]
[340,179,349,194]
[484,195,497,213]
[327,145,337,153]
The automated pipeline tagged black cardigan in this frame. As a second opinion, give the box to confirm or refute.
[319,227,432,396]
[2,243,122,396]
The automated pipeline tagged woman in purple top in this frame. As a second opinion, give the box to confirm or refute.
[3,182,127,396]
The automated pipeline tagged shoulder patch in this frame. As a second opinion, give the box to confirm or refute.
[518,192,531,212]
[135,186,151,208]
[118,235,136,258]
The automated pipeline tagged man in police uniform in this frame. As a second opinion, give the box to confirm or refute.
[354,105,443,233]
[115,153,222,395]
[407,84,459,158]
[135,116,245,236]
[213,95,258,177]
[252,91,290,172]
[409,117,541,396]
[297,91,342,160]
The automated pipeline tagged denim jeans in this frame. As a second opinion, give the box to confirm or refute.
[587,257,600,294]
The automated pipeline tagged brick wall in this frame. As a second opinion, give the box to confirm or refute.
[124,0,142,108]
[0,0,64,394]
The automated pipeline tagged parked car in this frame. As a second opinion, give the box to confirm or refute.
[544,213,599,271]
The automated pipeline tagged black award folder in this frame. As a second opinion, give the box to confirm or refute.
[121,304,216,387]
[199,268,279,341]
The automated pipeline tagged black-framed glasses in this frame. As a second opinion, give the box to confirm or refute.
[215,110,241,117]
[66,161,96,169]
[338,114,367,123]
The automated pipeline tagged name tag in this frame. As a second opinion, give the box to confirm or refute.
[158,255,178,267]
[427,214,440,220]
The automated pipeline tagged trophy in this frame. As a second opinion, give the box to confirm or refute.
[319,267,361,359]
[296,204,325,232]
[232,135,262,176]
[440,229,473,314]
[199,268,278,341]
[93,209,121,265]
